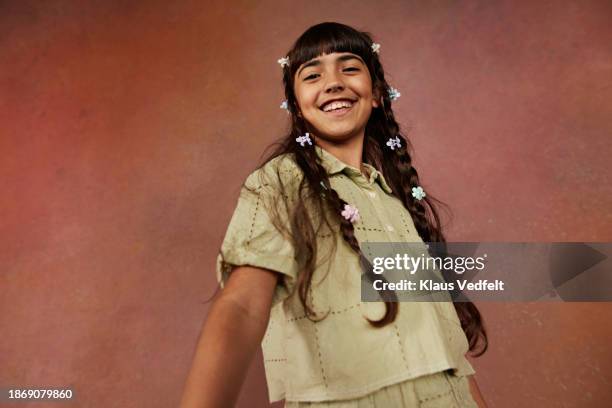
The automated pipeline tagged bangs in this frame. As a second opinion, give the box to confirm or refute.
[288,22,373,78]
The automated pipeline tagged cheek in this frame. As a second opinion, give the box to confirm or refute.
[362,82,375,99]
[303,91,319,109]
[352,78,374,99]
[294,87,317,110]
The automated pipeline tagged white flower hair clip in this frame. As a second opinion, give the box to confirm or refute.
[386,136,402,150]
[388,86,401,101]
[280,100,289,111]
[278,56,290,68]
[295,132,312,147]
[341,204,360,223]
[371,42,381,54]
[411,186,426,201]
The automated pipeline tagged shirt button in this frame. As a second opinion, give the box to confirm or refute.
[386,225,394,232]
[368,191,377,199]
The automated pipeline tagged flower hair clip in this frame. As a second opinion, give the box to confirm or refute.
[341,204,360,223]
[388,86,401,101]
[411,186,426,201]
[278,56,290,68]
[371,42,381,54]
[386,136,402,150]
[280,99,289,111]
[295,132,312,147]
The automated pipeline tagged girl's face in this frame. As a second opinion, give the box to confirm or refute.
[293,52,379,143]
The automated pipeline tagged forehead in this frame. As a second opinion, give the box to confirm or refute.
[296,52,365,75]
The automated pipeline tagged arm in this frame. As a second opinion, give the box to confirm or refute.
[179,265,279,408]
[468,375,488,408]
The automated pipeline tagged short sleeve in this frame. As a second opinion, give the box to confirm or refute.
[215,163,300,306]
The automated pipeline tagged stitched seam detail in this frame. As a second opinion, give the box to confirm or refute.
[399,210,412,237]
[313,322,328,388]
[354,226,385,232]
[445,372,464,403]
[419,388,453,402]
[245,192,261,245]
[393,322,410,371]
[286,303,360,322]
[264,358,287,363]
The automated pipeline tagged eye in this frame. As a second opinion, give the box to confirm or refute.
[304,73,319,81]
[344,67,360,72]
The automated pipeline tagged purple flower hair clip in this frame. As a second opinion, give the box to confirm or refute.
[295,132,312,147]
[341,204,360,223]
[386,136,402,150]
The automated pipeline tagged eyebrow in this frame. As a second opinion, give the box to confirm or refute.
[297,54,365,78]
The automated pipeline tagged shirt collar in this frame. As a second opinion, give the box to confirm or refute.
[314,144,393,194]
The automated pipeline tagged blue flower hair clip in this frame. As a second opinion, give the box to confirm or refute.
[388,86,401,101]
[296,132,312,147]
[386,136,402,150]
[411,186,426,201]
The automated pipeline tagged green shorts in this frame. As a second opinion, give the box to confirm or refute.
[284,370,478,408]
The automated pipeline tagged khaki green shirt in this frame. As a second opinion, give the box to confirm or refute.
[216,145,475,403]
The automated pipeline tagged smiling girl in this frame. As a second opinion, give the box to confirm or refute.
[180,22,488,407]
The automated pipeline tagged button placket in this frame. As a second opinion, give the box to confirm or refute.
[361,185,397,241]
[380,195,398,238]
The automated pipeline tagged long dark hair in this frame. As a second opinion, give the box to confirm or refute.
[239,22,486,356]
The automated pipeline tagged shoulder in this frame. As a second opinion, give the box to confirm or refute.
[243,152,304,194]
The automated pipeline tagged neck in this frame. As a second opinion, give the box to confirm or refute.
[314,132,365,174]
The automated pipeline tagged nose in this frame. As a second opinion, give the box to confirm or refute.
[324,71,345,93]
[326,82,344,93]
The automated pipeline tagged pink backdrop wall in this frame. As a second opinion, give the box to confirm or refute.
[1,1,611,407]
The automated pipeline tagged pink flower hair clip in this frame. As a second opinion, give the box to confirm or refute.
[341,204,360,223]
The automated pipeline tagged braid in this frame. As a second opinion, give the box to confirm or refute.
[367,53,487,354]
[324,183,399,327]
[368,55,442,243]
[290,140,399,327]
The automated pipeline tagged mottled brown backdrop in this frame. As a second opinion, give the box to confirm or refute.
[1,0,611,407]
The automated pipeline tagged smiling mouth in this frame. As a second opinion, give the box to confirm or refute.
[319,99,356,116]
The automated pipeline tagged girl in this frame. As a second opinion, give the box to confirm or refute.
[181,22,488,408]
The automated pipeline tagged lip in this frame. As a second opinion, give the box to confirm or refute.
[318,97,357,111]
[322,103,355,117]
[319,98,357,118]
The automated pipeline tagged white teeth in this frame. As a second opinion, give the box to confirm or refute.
[322,100,353,112]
